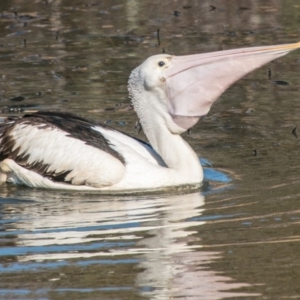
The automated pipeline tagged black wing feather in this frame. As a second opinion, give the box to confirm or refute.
[0,111,127,183]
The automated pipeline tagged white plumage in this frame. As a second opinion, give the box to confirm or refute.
[0,42,299,192]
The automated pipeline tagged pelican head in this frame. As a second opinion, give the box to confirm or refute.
[129,42,300,134]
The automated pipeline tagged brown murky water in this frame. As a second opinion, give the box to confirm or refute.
[0,0,300,299]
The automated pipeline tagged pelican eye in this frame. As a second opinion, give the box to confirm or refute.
[158,61,165,67]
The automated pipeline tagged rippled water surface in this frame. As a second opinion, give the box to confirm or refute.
[1,0,300,299]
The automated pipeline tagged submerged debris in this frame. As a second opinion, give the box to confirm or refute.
[292,126,297,138]
[271,80,290,86]
[9,96,25,102]
[268,68,290,85]
[268,68,272,80]
[157,28,161,46]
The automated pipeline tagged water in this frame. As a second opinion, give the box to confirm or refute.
[0,0,300,299]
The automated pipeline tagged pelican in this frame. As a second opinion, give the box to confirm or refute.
[0,42,299,192]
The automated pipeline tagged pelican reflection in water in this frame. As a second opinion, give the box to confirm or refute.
[0,190,257,298]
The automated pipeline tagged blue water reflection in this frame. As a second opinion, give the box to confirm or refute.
[0,166,258,299]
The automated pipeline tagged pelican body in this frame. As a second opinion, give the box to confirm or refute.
[0,42,299,192]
